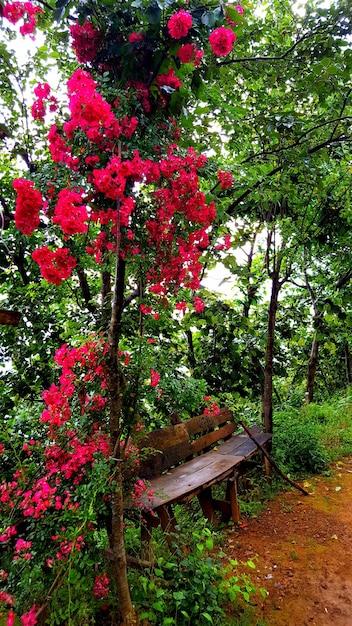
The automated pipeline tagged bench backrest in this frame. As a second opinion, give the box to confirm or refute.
[138,408,236,479]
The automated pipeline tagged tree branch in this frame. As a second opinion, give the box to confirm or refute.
[76,265,96,314]
[242,117,352,165]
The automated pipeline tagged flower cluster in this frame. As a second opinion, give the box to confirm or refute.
[52,188,88,235]
[150,369,160,388]
[31,247,77,284]
[131,478,154,509]
[5,606,38,626]
[13,178,43,236]
[177,43,203,66]
[70,20,102,63]
[209,27,237,57]
[193,296,205,313]
[217,169,234,189]
[93,573,110,599]
[31,82,57,122]
[145,147,216,294]
[167,9,193,39]
[3,2,43,37]
[203,396,220,416]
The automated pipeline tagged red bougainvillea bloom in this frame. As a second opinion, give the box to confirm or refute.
[167,9,192,39]
[32,247,77,285]
[150,369,160,387]
[3,2,43,36]
[70,21,102,63]
[2,2,25,23]
[177,43,194,64]
[52,188,88,235]
[93,573,110,598]
[175,301,187,313]
[31,83,57,122]
[129,32,143,43]
[13,178,43,236]
[209,27,236,56]
[156,68,182,91]
[194,296,205,313]
[20,605,38,626]
[7,611,15,626]
[177,43,203,66]
[217,169,234,189]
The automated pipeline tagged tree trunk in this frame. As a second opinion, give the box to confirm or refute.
[107,251,137,624]
[306,333,319,403]
[242,230,258,318]
[344,342,352,386]
[185,328,196,370]
[262,267,281,434]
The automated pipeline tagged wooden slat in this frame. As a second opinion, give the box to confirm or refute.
[139,438,193,478]
[190,422,237,454]
[0,309,21,326]
[184,408,234,436]
[138,422,192,478]
[139,422,189,451]
[217,428,272,456]
[140,453,244,508]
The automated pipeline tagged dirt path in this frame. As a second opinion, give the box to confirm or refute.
[224,458,352,626]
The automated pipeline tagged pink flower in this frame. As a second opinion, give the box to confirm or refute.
[15,538,32,553]
[193,296,205,313]
[217,169,234,189]
[0,592,14,606]
[32,247,77,285]
[156,68,181,91]
[150,369,160,388]
[21,605,38,626]
[167,10,192,39]
[93,573,110,598]
[7,611,15,626]
[129,32,143,43]
[209,27,236,57]
[177,43,194,64]
[176,301,187,313]
[70,21,102,63]
[13,178,43,236]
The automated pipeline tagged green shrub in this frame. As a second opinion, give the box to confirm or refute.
[130,525,259,625]
[273,409,329,474]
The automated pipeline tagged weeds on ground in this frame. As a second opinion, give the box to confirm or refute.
[126,518,262,625]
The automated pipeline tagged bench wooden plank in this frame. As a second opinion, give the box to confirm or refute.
[190,421,237,454]
[217,430,272,456]
[141,453,245,508]
[184,408,234,436]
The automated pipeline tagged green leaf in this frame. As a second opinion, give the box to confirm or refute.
[201,11,216,28]
[146,3,162,24]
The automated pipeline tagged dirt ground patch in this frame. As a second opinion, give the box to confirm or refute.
[224,458,352,625]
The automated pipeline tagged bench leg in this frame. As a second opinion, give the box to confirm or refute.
[227,474,240,524]
[198,488,217,525]
[264,454,272,477]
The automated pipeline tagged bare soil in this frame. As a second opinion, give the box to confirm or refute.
[224,458,352,626]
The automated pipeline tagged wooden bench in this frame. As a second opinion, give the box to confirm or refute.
[136,408,272,556]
